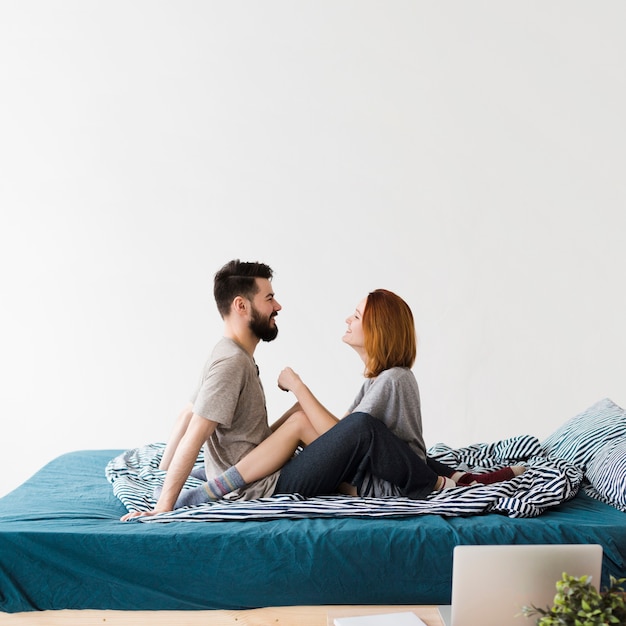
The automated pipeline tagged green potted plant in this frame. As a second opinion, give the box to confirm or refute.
[522,572,626,625]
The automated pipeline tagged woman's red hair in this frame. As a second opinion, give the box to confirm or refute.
[362,289,417,378]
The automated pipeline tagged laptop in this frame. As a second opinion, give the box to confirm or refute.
[438,543,603,626]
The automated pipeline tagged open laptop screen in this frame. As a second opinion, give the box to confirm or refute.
[438,543,603,626]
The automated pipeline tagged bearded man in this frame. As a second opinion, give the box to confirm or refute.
[122,259,283,519]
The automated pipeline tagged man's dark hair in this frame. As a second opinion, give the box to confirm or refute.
[213,259,274,318]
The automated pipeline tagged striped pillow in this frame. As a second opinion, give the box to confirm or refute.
[585,440,626,512]
[541,398,626,471]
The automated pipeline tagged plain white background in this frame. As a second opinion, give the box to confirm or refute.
[1,2,625,498]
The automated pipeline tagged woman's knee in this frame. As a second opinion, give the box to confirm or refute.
[338,412,378,434]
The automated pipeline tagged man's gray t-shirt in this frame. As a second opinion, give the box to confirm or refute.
[190,337,279,499]
[346,367,426,497]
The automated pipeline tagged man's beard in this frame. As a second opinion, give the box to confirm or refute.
[249,306,278,342]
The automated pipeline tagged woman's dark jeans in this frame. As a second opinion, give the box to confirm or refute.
[274,412,439,500]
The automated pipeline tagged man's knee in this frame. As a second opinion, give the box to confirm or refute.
[281,410,317,442]
[285,409,309,430]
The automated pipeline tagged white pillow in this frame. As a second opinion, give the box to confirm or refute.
[541,398,626,471]
[585,439,626,512]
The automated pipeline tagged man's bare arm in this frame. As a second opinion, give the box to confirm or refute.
[159,402,194,471]
[121,413,216,521]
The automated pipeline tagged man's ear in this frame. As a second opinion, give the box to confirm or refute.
[232,295,248,315]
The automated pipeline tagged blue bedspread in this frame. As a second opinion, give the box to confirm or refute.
[1,447,625,613]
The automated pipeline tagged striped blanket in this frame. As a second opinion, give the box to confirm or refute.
[106,435,582,522]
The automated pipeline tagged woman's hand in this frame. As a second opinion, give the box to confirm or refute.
[278,367,339,435]
[278,367,302,393]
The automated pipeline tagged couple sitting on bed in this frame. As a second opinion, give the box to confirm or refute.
[121,259,524,521]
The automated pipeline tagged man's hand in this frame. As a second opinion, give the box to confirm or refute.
[121,502,175,521]
[120,509,164,522]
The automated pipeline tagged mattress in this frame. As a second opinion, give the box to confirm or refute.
[1,449,625,613]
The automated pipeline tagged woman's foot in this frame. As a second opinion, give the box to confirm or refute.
[454,465,526,486]
[435,476,456,490]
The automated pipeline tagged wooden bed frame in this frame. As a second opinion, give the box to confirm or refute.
[0,605,445,626]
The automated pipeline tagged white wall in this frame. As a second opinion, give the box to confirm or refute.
[1,2,625,498]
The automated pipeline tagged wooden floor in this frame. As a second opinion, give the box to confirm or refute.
[0,605,445,626]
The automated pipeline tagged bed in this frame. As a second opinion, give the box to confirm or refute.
[1,398,625,622]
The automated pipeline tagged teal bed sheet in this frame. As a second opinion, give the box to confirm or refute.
[0,449,625,613]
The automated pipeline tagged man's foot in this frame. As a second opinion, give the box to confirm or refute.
[153,483,215,508]
[190,466,207,481]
